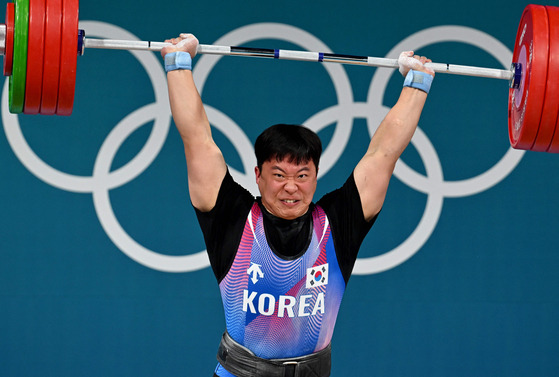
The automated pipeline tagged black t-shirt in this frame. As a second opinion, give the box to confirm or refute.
[195,170,377,284]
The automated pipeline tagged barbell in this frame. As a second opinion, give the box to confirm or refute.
[0,0,558,153]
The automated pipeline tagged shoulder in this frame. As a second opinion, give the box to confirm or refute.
[195,170,255,281]
[317,172,359,211]
[197,169,254,214]
[317,172,376,283]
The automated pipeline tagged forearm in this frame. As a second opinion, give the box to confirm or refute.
[167,69,212,147]
[166,67,226,192]
[367,86,428,161]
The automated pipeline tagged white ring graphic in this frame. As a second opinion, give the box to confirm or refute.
[2,22,523,274]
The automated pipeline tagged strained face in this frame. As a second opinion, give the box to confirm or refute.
[255,158,318,220]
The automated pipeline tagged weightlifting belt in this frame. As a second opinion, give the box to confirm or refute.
[217,331,331,377]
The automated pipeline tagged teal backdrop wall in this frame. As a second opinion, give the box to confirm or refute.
[1,0,559,375]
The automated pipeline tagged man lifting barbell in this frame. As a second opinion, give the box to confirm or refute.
[161,33,434,377]
[0,0,557,374]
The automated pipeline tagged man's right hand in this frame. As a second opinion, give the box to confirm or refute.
[161,33,199,59]
[398,51,435,77]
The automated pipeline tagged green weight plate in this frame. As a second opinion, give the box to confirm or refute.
[9,0,30,114]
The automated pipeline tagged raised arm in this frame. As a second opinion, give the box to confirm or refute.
[161,34,227,212]
[354,51,435,221]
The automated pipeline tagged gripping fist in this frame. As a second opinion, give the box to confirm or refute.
[398,51,434,77]
[161,33,199,59]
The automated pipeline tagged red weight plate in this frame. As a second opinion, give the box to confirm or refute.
[551,109,559,153]
[532,6,559,152]
[3,3,14,76]
[23,0,46,114]
[545,6,559,153]
[508,4,549,150]
[56,0,79,116]
[40,0,62,115]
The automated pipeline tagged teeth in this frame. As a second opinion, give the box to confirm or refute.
[284,200,297,203]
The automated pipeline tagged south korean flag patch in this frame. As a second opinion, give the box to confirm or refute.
[306,263,329,289]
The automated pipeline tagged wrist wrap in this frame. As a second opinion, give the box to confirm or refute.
[403,70,433,93]
[165,51,192,72]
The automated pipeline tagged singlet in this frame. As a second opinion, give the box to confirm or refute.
[220,203,345,358]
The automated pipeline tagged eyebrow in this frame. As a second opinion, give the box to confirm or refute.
[270,166,311,174]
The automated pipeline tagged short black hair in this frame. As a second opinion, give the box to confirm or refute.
[254,124,322,171]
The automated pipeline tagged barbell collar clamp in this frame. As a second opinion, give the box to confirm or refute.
[78,29,85,56]
[0,24,5,55]
[510,62,522,89]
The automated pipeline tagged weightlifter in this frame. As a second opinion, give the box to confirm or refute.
[161,33,434,377]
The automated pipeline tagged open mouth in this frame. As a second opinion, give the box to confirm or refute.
[282,199,299,204]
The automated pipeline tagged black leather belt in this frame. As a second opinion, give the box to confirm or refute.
[217,331,331,377]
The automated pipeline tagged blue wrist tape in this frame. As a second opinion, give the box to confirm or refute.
[165,51,192,72]
[403,70,433,93]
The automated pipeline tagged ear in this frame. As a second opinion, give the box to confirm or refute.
[254,166,261,184]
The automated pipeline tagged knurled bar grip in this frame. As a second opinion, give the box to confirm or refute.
[83,38,514,81]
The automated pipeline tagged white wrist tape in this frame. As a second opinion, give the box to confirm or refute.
[403,70,433,93]
[165,51,192,72]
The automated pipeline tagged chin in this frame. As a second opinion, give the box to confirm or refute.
[281,207,307,220]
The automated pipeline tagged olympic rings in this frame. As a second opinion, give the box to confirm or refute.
[1,22,524,274]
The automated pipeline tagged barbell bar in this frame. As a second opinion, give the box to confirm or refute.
[84,38,516,81]
[0,0,558,153]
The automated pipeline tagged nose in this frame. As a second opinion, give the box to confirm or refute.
[283,179,298,194]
